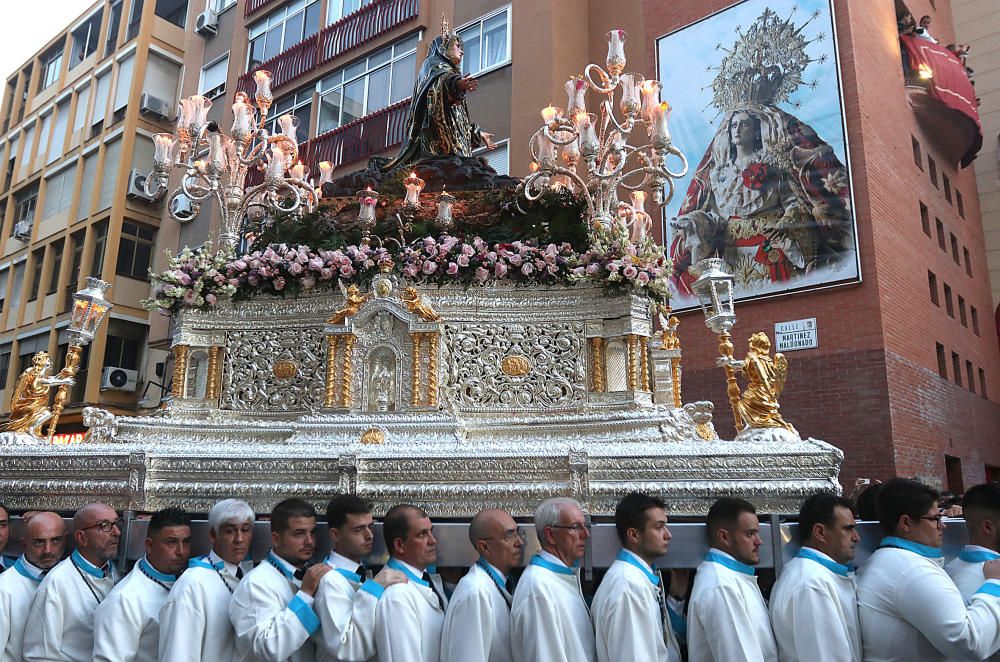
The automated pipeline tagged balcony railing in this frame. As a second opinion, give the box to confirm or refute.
[318,0,420,66]
[245,0,283,18]
[237,34,319,97]
[303,98,410,172]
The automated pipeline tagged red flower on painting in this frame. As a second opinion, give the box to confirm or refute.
[741,162,769,190]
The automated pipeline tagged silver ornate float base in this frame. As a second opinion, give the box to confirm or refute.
[0,284,842,515]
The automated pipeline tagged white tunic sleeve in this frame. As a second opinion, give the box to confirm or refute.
[776,585,853,662]
[0,589,13,656]
[158,586,208,662]
[92,589,143,662]
[315,574,380,661]
[893,570,1000,658]
[374,586,422,662]
[692,584,770,662]
[596,581,662,662]
[512,594,572,662]
[440,585,493,662]
[229,582,319,661]
[22,584,67,662]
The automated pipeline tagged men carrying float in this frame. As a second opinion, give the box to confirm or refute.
[947,482,1000,602]
[374,504,448,662]
[593,493,685,662]
[858,478,1000,661]
[230,498,330,662]
[315,495,406,662]
[511,497,596,662]
[160,498,255,661]
[441,508,523,662]
[0,512,66,662]
[23,502,122,662]
[769,493,861,662]
[687,497,777,662]
[92,508,191,661]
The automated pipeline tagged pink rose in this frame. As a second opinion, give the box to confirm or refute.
[422,261,438,275]
[475,267,490,282]
[521,263,534,276]
[403,264,419,278]
[339,265,356,278]
[457,254,470,267]
[288,262,303,275]
[273,277,286,291]
[206,293,217,305]
[586,263,601,275]
[623,265,638,279]
[495,262,508,278]
[309,257,324,271]
[183,290,197,304]
[637,272,650,285]
[319,268,333,280]
[509,254,523,267]
[447,262,459,275]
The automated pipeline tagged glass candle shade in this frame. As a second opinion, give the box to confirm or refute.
[152,133,174,167]
[231,101,254,141]
[359,189,378,224]
[403,172,425,206]
[254,70,273,112]
[565,77,588,117]
[650,101,672,147]
[267,146,286,179]
[318,161,334,186]
[606,30,627,77]
[640,80,663,122]
[575,113,599,157]
[619,73,644,117]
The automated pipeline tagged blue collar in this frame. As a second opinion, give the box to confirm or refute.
[959,547,1000,563]
[72,550,110,579]
[617,549,661,585]
[529,553,576,576]
[266,551,302,581]
[13,556,45,583]
[705,550,756,576]
[879,536,943,559]
[477,557,508,587]
[386,558,430,587]
[796,547,852,577]
[139,557,177,584]
[189,553,224,571]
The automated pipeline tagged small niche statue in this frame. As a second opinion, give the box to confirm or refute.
[383,14,496,170]
[1,352,75,437]
[717,331,796,434]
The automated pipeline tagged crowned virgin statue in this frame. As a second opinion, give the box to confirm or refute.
[383,16,496,171]
[669,9,853,297]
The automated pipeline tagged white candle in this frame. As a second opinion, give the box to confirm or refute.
[290,162,307,180]
[267,146,286,178]
[640,80,662,121]
[650,101,671,145]
[404,172,424,206]
[318,161,334,186]
[619,73,643,116]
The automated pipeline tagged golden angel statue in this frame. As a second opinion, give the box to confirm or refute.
[330,284,369,324]
[1,352,75,437]
[400,287,441,321]
[717,332,796,433]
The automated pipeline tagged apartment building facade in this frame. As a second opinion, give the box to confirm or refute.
[0,0,189,434]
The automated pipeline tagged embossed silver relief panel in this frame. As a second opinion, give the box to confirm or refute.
[221,328,327,412]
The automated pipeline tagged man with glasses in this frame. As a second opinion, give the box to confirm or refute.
[511,497,595,662]
[159,498,255,661]
[315,494,406,662]
[374,504,448,662]
[593,492,684,662]
[858,477,1000,661]
[92,507,191,661]
[23,502,121,662]
[687,496,776,662]
[441,508,524,662]
[0,511,66,661]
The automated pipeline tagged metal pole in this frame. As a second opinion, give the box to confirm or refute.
[770,513,785,577]
[117,509,135,574]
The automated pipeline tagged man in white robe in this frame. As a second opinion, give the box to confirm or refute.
[93,507,192,661]
[315,494,405,662]
[687,496,777,662]
[769,493,861,662]
[0,511,66,662]
[593,492,684,662]
[441,508,524,662]
[947,482,1000,602]
[511,497,595,662]
[0,503,15,572]
[858,477,1000,661]
[230,497,330,662]
[159,498,255,661]
[23,502,122,662]
[374,504,448,662]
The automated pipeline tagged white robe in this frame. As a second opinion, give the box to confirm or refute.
[373,558,447,662]
[592,550,682,662]
[23,550,119,662]
[159,551,243,662]
[0,556,45,662]
[510,551,596,662]
[946,545,1000,604]
[857,537,1000,661]
[93,556,176,662]
[229,552,320,662]
[768,549,861,662]
[440,560,514,662]
[314,552,381,662]
[687,550,777,662]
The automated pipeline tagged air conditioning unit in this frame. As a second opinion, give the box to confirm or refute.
[126,168,158,203]
[101,367,139,392]
[195,10,219,36]
[12,220,32,241]
[171,194,197,223]
[139,93,173,121]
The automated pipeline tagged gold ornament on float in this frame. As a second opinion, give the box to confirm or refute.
[272,359,298,380]
[500,355,531,377]
[360,427,385,444]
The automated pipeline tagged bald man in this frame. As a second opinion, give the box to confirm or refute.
[0,512,66,662]
[441,508,524,662]
[24,502,121,662]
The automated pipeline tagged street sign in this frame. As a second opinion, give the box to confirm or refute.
[774,318,818,352]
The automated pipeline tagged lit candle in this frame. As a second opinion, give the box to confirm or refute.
[254,70,273,112]
[575,112,599,157]
[606,30,627,76]
[630,190,650,243]
[619,73,644,116]
[640,80,662,121]
[193,159,207,173]
[559,132,580,168]
[318,161,334,186]
[435,189,456,229]
[631,190,647,216]
[565,77,587,117]
[290,161,307,180]
[541,105,561,126]
[650,101,672,147]
[267,146,286,178]
[175,99,192,140]
[535,133,557,164]
[358,188,378,224]
[404,172,425,206]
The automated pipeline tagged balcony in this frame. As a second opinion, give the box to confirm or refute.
[237,34,319,97]
[303,98,410,172]
[245,0,283,18]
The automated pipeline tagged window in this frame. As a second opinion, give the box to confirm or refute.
[457,7,510,76]
[943,174,952,204]
[91,220,108,277]
[951,234,960,264]
[154,0,188,28]
[143,52,182,108]
[0,344,10,390]
[14,184,39,231]
[40,43,64,90]
[912,136,922,170]
[945,455,964,493]
[476,140,509,176]
[247,0,321,71]
[957,190,965,218]
[0,268,7,314]
[103,319,146,370]
[326,0,373,24]
[213,0,237,11]
[8,264,24,320]
[935,219,945,250]
[78,151,98,220]
[964,247,972,276]
[952,351,962,386]
[920,202,930,236]
[71,10,103,66]
[972,306,980,336]
[317,33,418,134]
[28,249,44,301]
[72,84,91,135]
[106,0,123,56]
[17,334,49,375]
[127,0,144,41]
[91,70,111,132]
[19,124,35,169]
[65,230,84,311]
[48,100,69,163]
[958,296,967,327]
[36,113,52,165]
[928,156,938,188]
[936,342,947,378]
[42,164,78,219]
[97,139,121,211]
[967,360,975,393]
[944,283,953,317]
[268,87,312,139]
[199,54,229,99]
[47,240,63,296]
[980,368,988,399]
[928,271,938,306]
[55,341,89,403]
[116,221,155,280]
[112,54,135,120]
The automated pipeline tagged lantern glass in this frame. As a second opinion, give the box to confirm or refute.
[69,278,113,343]
[691,258,736,334]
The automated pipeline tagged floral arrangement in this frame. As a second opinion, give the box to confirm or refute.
[142,243,237,315]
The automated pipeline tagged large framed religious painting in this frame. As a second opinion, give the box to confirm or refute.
[657,0,859,310]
